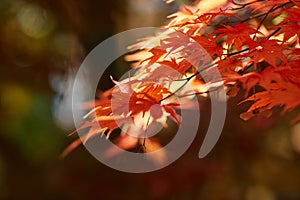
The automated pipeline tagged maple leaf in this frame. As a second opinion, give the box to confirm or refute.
[278,22,300,42]
[128,83,170,115]
[247,39,287,67]
[158,58,192,74]
[213,24,261,51]
[167,6,199,28]
[216,57,244,75]
[278,59,300,87]
[276,8,300,41]
[225,72,262,96]
[194,11,241,25]
[143,48,167,64]
[241,82,300,115]
[192,34,224,57]
[236,55,300,119]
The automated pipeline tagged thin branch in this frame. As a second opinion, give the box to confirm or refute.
[160,71,199,102]
[253,5,276,40]
[240,1,292,23]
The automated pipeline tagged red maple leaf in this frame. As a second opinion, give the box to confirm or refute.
[276,8,300,41]
[213,23,261,51]
[143,48,167,64]
[167,6,199,27]
[192,34,224,57]
[247,39,287,67]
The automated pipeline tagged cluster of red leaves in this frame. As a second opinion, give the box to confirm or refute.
[65,0,300,157]
[158,0,300,122]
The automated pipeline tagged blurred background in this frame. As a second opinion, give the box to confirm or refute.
[1,0,300,199]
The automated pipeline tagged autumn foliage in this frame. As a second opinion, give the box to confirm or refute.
[64,0,300,156]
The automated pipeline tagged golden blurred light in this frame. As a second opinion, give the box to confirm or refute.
[290,123,300,154]
[16,4,55,39]
[0,84,32,116]
[265,128,293,159]
[245,185,275,200]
